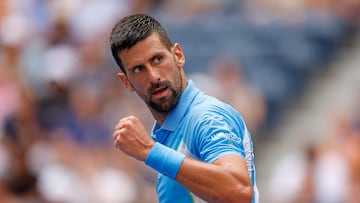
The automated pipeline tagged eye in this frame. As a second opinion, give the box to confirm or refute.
[132,65,144,73]
[153,55,162,64]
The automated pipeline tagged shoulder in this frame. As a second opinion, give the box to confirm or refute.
[192,93,243,121]
[186,93,246,131]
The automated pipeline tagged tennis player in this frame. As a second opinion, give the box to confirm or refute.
[110,13,259,203]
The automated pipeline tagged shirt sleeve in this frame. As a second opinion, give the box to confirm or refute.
[196,112,247,163]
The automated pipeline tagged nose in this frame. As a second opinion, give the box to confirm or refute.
[147,66,160,83]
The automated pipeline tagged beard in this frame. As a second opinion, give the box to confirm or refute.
[148,82,181,113]
[147,73,183,113]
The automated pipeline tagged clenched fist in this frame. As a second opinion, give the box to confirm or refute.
[113,116,155,161]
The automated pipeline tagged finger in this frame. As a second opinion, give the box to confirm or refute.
[113,132,121,148]
[114,122,123,131]
[114,117,131,130]
[112,129,122,139]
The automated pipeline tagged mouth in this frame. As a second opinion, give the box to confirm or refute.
[151,85,168,99]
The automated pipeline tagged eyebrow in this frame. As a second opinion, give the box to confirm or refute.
[148,53,162,63]
[135,52,164,67]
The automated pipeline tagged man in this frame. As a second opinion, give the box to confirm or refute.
[110,13,259,203]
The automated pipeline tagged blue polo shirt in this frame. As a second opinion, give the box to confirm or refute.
[151,80,259,203]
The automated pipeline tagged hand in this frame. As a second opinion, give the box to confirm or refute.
[113,116,155,161]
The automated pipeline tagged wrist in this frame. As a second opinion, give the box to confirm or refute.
[145,142,185,179]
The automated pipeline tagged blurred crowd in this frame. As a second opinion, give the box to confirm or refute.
[269,93,360,203]
[0,0,359,203]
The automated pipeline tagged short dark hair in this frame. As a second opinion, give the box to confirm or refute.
[110,14,173,72]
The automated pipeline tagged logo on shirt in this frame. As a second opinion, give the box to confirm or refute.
[210,132,241,145]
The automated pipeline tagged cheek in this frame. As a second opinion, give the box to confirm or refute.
[162,58,179,74]
[127,78,145,91]
[129,78,152,97]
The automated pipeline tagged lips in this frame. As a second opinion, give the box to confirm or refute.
[151,85,168,98]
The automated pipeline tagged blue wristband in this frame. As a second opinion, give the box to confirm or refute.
[145,142,185,179]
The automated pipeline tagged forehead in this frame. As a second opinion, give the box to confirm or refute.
[118,33,168,67]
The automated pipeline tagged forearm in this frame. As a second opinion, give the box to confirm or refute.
[144,143,253,203]
[175,156,253,203]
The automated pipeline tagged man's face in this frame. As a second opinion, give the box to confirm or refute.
[117,33,186,113]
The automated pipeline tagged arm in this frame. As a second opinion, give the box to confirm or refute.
[113,116,253,203]
[176,154,253,203]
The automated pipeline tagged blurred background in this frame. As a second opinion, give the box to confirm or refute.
[0,0,359,202]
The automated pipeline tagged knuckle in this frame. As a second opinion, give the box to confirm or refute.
[128,115,138,121]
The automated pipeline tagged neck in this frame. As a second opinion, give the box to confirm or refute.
[151,111,168,126]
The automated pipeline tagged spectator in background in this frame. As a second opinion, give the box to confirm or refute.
[269,95,360,203]
[208,56,267,135]
[0,67,21,127]
[343,92,360,203]
[2,85,47,202]
[66,81,111,146]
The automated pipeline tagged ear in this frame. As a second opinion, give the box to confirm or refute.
[117,73,135,92]
[173,43,185,67]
